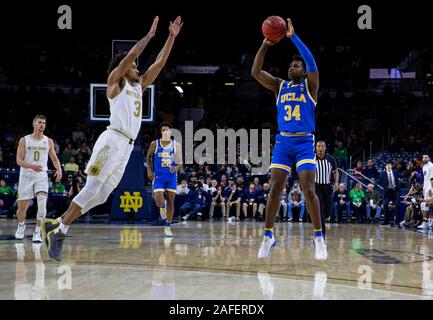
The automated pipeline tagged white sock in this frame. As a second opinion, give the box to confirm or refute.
[59,223,69,235]
[18,221,25,226]
[35,225,41,233]
[56,217,63,223]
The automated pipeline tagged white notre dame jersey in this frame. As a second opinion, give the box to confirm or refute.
[107,80,142,140]
[23,135,49,172]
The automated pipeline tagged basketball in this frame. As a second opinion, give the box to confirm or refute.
[262,16,287,42]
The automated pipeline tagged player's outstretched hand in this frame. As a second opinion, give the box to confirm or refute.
[148,173,154,181]
[286,18,295,38]
[147,16,159,38]
[169,16,183,37]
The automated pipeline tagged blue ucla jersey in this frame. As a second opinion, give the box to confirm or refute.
[154,139,177,175]
[276,78,317,134]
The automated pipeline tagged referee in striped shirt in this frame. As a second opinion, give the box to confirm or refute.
[315,141,339,237]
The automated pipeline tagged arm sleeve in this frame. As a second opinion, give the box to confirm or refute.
[290,34,318,72]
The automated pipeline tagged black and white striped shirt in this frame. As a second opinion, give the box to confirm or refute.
[315,154,338,185]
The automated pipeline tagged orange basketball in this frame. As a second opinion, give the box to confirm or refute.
[262,16,287,42]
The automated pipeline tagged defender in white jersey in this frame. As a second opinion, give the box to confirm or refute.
[418,154,433,229]
[15,115,62,242]
[43,16,183,261]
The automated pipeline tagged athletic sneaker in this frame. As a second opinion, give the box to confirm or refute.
[258,235,276,259]
[15,223,26,240]
[164,227,173,237]
[313,236,328,261]
[32,232,42,243]
[417,221,429,229]
[41,218,60,247]
[47,227,66,261]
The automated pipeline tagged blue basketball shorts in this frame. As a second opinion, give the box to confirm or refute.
[153,173,177,193]
[270,134,316,174]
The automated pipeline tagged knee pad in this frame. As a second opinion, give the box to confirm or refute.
[36,194,47,220]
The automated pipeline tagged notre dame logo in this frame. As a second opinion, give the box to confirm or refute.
[119,228,142,249]
[120,191,143,213]
[88,163,100,176]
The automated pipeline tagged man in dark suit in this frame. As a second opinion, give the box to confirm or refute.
[378,161,401,225]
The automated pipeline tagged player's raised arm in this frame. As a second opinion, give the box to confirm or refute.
[251,39,282,96]
[286,18,319,102]
[107,16,159,88]
[48,139,63,182]
[140,16,183,89]
[146,140,157,181]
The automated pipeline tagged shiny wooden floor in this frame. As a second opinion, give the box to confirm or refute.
[1,219,433,300]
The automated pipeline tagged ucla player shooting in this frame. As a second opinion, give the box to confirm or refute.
[252,18,327,261]
[147,123,183,237]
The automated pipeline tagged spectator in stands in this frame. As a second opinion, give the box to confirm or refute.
[76,142,92,160]
[198,176,208,192]
[379,161,401,226]
[176,179,190,195]
[209,185,226,220]
[287,183,305,223]
[75,153,85,171]
[400,182,423,228]
[208,179,218,194]
[64,156,79,175]
[333,141,349,170]
[279,187,289,222]
[225,179,241,221]
[60,147,73,165]
[189,170,198,184]
[253,177,263,192]
[364,183,382,223]
[67,175,82,206]
[50,181,66,194]
[257,182,270,222]
[242,182,258,221]
[204,165,213,177]
[363,159,379,182]
[180,182,204,221]
[236,175,245,193]
[349,182,365,223]
[353,161,364,180]
[332,183,351,223]
[0,179,15,195]
[220,174,228,188]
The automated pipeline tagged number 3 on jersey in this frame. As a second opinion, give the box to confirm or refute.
[284,104,301,121]
[134,100,141,117]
